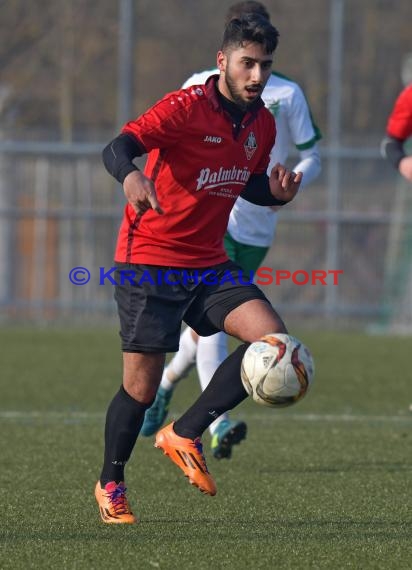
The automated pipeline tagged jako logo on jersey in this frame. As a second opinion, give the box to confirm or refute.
[244,131,257,160]
[196,165,251,191]
[203,135,222,143]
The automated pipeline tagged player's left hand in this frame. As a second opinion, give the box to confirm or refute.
[269,163,303,203]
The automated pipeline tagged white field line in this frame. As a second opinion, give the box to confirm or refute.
[0,411,104,421]
[0,410,411,424]
[249,413,412,424]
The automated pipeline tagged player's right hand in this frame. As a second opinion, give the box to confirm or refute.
[399,156,412,182]
[123,170,164,215]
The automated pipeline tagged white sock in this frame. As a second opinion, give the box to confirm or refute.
[160,327,197,391]
[196,332,229,434]
[209,414,229,435]
[159,371,175,392]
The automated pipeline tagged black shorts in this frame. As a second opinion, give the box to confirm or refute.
[114,260,270,352]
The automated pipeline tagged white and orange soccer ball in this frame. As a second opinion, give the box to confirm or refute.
[241,333,315,408]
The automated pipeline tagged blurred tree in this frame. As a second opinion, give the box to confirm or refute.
[0,0,117,140]
[0,0,411,142]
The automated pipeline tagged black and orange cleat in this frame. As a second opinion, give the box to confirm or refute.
[155,422,217,496]
[95,481,137,524]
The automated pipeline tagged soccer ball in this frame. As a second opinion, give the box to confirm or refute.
[241,333,315,408]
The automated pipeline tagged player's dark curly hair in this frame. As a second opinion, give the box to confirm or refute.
[225,1,270,25]
[221,13,279,55]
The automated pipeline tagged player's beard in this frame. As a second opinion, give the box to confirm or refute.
[224,67,262,111]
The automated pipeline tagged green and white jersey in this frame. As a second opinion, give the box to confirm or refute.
[182,70,321,247]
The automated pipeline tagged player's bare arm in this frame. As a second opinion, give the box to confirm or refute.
[123,170,163,215]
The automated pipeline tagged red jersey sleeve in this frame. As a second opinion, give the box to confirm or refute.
[121,88,203,151]
[386,85,412,141]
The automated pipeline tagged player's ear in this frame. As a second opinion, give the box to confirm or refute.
[217,51,226,72]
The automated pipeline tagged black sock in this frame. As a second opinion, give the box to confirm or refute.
[100,385,151,486]
[174,343,250,439]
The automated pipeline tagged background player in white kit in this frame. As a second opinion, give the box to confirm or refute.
[141,1,322,457]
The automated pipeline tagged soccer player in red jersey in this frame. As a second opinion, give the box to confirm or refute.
[95,14,303,523]
[141,0,322,461]
[382,84,412,182]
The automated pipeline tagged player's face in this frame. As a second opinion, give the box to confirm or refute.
[217,42,273,110]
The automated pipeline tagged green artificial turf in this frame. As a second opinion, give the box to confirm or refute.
[1,328,411,569]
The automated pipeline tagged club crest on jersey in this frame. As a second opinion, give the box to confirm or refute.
[267,100,280,117]
[244,131,257,160]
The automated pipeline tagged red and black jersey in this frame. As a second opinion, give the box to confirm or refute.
[115,76,276,267]
[386,85,412,141]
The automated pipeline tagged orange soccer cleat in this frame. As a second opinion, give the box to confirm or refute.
[95,481,137,524]
[155,422,217,496]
